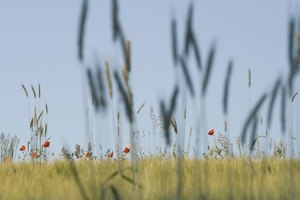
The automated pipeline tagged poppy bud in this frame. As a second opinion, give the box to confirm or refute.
[43,141,50,148]
[20,145,26,151]
[208,129,214,136]
[123,147,130,154]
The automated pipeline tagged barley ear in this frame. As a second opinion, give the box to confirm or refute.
[38,84,41,98]
[31,86,36,98]
[105,62,113,99]
[248,66,251,88]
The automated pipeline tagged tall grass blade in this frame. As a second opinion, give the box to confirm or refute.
[87,68,99,109]
[121,174,142,189]
[171,18,178,66]
[38,84,41,98]
[121,41,130,84]
[250,117,258,152]
[45,123,48,136]
[68,161,89,200]
[267,77,281,129]
[112,0,120,41]
[122,67,129,86]
[37,111,43,124]
[160,103,169,144]
[101,185,122,200]
[169,85,179,116]
[241,93,268,145]
[184,3,193,56]
[248,66,251,88]
[104,171,119,183]
[171,118,178,134]
[288,66,297,96]
[292,91,298,102]
[179,57,195,97]
[45,104,48,114]
[105,62,113,100]
[191,33,202,70]
[111,0,126,62]
[78,0,88,62]
[96,66,107,109]
[111,0,127,75]
[30,118,33,130]
[223,60,233,115]
[125,40,131,73]
[289,18,295,70]
[114,71,133,123]
[280,86,286,133]
[287,18,300,96]
[104,168,132,183]
[160,85,179,145]
[137,102,145,114]
[202,43,216,96]
[33,108,37,127]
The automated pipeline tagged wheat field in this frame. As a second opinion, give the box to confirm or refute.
[0,159,299,200]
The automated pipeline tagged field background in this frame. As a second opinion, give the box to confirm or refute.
[0,1,300,199]
[1,159,299,200]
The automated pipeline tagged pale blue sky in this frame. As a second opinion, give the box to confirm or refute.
[0,1,299,156]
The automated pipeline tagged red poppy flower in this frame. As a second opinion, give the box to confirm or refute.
[20,145,26,151]
[208,129,214,136]
[86,151,91,158]
[43,140,50,148]
[108,151,114,158]
[31,152,37,159]
[123,147,130,154]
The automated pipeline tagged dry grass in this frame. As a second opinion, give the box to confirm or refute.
[0,158,299,199]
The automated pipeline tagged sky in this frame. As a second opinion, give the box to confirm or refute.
[0,0,299,157]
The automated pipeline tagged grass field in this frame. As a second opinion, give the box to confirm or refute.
[0,158,299,200]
